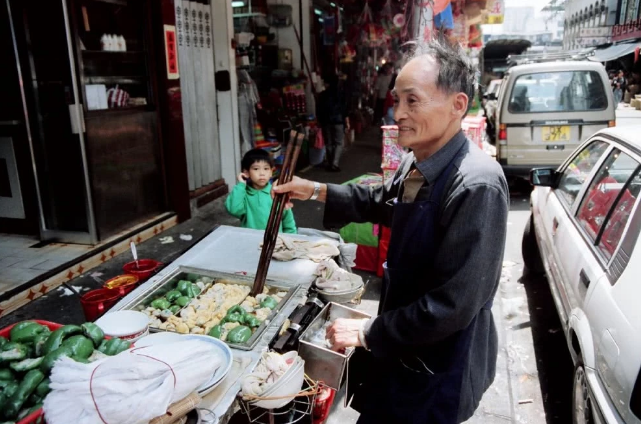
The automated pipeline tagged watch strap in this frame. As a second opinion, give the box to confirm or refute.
[309,181,321,201]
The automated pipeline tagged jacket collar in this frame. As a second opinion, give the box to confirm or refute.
[414,130,467,185]
[247,182,272,195]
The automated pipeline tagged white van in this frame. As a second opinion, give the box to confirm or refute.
[495,61,616,178]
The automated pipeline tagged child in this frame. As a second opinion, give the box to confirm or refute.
[225,148,297,234]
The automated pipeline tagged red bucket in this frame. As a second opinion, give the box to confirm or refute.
[123,259,163,281]
[80,288,121,322]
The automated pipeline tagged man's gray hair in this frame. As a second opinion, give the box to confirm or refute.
[404,38,477,112]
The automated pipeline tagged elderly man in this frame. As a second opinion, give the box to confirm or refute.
[275,39,508,423]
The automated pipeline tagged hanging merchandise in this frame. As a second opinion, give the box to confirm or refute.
[380,0,396,36]
[393,14,405,28]
[283,84,307,115]
[237,70,261,154]
[267,4,293,27]
[434,3,454,30]
[451,0,469,48]
[433,0,452,15]
[323,15,337,46]
[468,24,483,48]
[483,0,505,24]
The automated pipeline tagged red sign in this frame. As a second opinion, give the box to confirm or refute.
[612,19,641,42]
[164,25,179,80]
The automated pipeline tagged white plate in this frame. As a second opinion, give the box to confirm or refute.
[135,332,233,395]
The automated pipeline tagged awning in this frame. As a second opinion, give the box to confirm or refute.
[589,42,639,62]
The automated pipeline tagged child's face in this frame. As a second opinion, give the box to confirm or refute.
[245,160,273,189]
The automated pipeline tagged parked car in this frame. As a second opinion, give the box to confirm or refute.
[523,127,641,424]
[496,61,616,179]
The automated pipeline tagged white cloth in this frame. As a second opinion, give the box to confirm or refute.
[241,352,293,398]
[267,236,340,263]
[43,340,221,424]
[313,260,363,291]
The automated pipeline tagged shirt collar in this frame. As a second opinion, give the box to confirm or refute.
[247,182,272,194]
[414,130,467,184]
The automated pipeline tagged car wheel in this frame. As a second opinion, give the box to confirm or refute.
[573,364,595,424]
[522,214,544,275]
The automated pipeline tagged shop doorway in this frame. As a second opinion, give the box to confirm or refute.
[5,0,97,243]
[4,0,167,245]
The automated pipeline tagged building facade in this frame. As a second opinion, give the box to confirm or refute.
[564,0,618,49]
[610,0,641,42]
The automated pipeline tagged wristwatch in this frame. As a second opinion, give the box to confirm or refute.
[309,181,321,201]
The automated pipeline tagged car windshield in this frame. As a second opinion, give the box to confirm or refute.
[508,70,607,113]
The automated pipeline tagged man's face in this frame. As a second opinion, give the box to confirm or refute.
[392,56,463,151]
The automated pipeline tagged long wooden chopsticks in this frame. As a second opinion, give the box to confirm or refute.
[251,129,305,296]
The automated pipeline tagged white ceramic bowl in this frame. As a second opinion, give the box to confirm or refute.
[261,357,304,396]
[253,358,306,410]
[95,310,149,342]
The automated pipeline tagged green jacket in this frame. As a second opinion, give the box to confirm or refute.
[225,182,297,234]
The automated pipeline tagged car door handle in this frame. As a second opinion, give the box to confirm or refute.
[579,269,591,288]
[552,217,559,236]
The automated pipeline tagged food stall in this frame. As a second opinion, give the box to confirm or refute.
[0,224,357,424]
[113,225,364,423]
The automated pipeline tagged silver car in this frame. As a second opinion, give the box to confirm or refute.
[523,127,641,423]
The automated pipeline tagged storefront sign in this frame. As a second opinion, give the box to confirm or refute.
[579,27,611,37]
[611,19,641,42]
[483,0,504,25]
[164,25,179,80]
[576,36,611,47]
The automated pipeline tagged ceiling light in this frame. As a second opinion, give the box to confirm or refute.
[330,2,336,6]
[319,18,324,22]
[231,1,245,7]
[314,8,322,15]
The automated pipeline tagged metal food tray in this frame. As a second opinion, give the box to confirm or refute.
[298,302,371,390]
[116,266,298,351]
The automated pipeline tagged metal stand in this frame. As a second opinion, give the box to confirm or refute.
[237,380,318,424]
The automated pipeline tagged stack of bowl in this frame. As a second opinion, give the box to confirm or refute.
[251,352,306,410]
[316,280,364,304]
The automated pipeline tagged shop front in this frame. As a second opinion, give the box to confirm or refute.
[1,0,171,244]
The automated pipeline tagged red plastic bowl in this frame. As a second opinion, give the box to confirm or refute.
[103,274,140,297]
[123,259,163,281]
[80,288,122,322]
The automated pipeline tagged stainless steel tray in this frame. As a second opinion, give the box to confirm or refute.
[117,266,298,351]
[298,302,370,390]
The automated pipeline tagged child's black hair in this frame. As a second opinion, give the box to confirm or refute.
[241,148,274,171]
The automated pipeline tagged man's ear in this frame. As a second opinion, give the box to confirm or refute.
[452,93,469,118]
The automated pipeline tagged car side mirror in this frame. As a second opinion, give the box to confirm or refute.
[487,93,497,101]
[530,168,558,187]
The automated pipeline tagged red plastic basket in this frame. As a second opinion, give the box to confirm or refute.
[0,320,63,424]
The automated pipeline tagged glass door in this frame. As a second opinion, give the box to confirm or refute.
[9,0,97,244]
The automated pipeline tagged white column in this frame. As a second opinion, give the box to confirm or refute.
[211,0,241,188]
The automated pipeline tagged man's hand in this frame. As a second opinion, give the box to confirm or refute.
[272,177,327,208]
[326,318,363,352]
[238,172,248,183]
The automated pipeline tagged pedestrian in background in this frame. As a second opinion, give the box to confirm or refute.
[317,74,350,172]
[613,70,626,105]
[383,73,397,125]
[374,64,393,125]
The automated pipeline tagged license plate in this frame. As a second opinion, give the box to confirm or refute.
[541,126,570,142]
